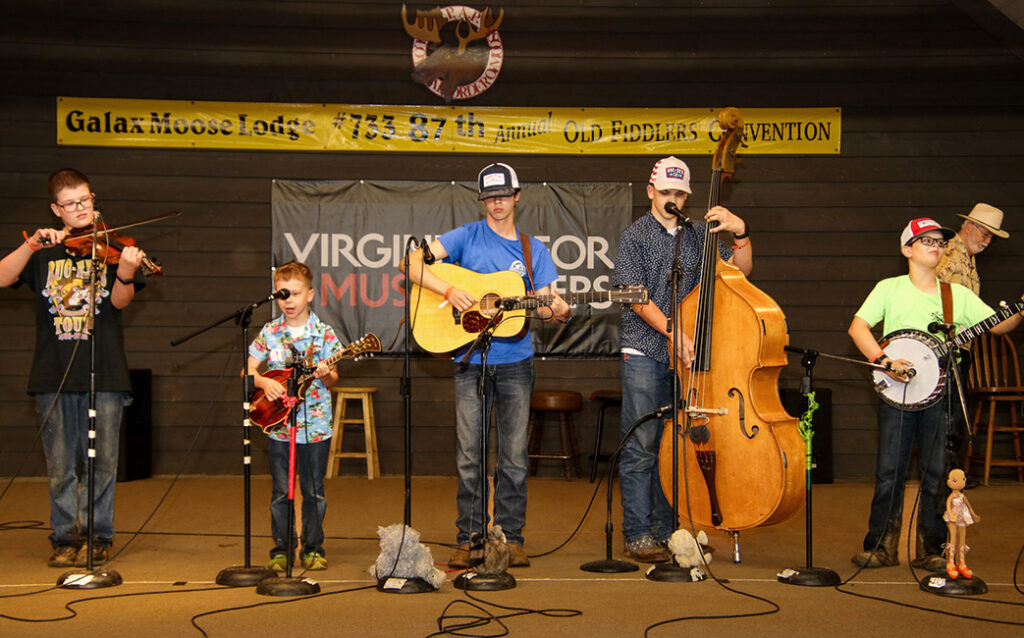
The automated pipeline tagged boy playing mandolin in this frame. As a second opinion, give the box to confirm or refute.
[848,218,1021,570]
[247,260,341,572]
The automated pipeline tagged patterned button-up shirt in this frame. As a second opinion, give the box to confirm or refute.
[249,311,341,443]
[614,212,733,365]
[936,233,980,295]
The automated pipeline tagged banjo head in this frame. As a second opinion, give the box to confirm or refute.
[871,329,946,410]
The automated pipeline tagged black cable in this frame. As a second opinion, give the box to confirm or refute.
[428,587,581,638]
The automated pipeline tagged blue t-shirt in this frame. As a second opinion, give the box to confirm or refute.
[439,219,558,365]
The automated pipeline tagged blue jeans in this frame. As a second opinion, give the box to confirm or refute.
[268,438,330,557]
[453,358,534,546]
[618,353,675,543]
[37,392,128,549]
[864,400,953,556]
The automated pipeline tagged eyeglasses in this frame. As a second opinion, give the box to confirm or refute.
[55,196,94,211]
[916,236,948,248]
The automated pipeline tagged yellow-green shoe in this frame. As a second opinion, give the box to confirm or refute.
[268,554,288,572]
[301,551,327,570]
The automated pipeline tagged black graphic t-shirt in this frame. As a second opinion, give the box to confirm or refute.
[18,246,143,394]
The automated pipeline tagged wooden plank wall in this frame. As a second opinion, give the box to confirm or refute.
[1,0,1022,482]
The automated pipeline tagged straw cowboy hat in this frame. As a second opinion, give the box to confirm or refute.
[958,203,1009,239]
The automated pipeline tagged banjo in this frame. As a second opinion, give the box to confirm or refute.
[872,300,1024,410]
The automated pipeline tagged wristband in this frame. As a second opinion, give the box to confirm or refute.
[869,351,887,363]
[116,274,134,285]
[444,285,455,301]
[733,222,750,240]
[22,231,42,251]
[731,240,749,250]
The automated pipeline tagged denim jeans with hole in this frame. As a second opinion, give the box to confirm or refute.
[268,438,330,557]
[618,353,676,544]
[37,391,128,549]
[453,358,534,546]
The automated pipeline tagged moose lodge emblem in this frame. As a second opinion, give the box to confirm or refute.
[402,5,504,103]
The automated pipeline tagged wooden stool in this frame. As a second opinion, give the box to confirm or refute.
[527,390,583,479]
[327,387,379,479]
[588,388,622,483]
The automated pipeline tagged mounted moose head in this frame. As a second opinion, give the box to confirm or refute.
[402,5,504,103]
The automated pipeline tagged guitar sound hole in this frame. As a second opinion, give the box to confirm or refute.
[462,310,503,334]
[478,293,501,317]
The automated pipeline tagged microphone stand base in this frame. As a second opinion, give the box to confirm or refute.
[777,565,840,587]
[216,565,277,587]
[645,562,705,582]
[919,572,987,596]
[376,576,437,594]
[256,575,320,597]
[453,570,516,591]
[57,568,123,589]
[580,558,639,573]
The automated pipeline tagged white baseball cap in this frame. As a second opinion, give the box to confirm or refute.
[649,156,692,194]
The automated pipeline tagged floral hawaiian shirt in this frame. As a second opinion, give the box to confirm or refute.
[248,311,342,443]
[935,233,980,295]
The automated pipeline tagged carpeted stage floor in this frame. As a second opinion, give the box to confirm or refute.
[0,475,1022,637]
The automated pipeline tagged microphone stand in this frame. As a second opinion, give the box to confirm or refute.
[453,312,515,591]
[647,212,694,582]
[257,364,320,597]
[58,219,122,589]
[916,327,986,596]
[170,293,284,587]
[376,238,435,594]
[580,405,674,573]
[776,346,840,587]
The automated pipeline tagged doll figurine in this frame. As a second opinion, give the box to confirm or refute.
[942,468,980,579]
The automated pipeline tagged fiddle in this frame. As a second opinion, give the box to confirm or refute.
[39,210,180,277]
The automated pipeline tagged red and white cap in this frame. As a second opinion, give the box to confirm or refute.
[649,156,692,194]
[900,218,956,246]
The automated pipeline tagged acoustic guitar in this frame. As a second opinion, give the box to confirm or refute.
[408,263,648,353]
[249,332,381,433]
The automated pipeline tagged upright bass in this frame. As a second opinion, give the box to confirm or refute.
[658,108,804,531]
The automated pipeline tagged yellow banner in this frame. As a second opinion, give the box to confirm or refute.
[58,97,840,155]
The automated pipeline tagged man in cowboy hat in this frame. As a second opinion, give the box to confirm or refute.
[936,203,1009,294]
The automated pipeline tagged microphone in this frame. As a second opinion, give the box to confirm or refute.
[928,321,953,335]
[420,239,436,265]
[664,201,691,224]
[271,288,291,301]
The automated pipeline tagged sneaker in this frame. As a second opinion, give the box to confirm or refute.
[268,554,288,572]
[509,543,530,567]
[301,551,327,570]
[851,548,898,568]
[48,545,78,568]
[74,543,110,567]
[625,536,671,563]
[448,544,470,569]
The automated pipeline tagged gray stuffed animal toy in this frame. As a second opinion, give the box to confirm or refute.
[368,523,445,589]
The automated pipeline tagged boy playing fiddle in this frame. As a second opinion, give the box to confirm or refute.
[247,261,341,571]
[0,169,146,567]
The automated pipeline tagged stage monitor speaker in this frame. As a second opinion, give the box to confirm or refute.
[118,368,152,482]
[780,387,833,484]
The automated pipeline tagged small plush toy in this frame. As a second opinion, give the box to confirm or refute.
[943,468,980,580]
[476,524,515,576]
[368,523,445,589]
[667,529,712,569]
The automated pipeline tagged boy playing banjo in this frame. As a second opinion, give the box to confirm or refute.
[848,218,1022,570]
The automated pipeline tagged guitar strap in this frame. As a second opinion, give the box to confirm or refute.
[519,232,536,293]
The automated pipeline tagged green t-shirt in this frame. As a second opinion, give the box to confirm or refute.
[855,275,994,337]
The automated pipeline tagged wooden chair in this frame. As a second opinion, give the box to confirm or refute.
[966,334,1024,485]
[327,387,380,479]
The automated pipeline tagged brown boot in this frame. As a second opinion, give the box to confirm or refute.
[509,544,530,567]
[625,536,671,563]
[448,544,470,569]
[851,528,900,568]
